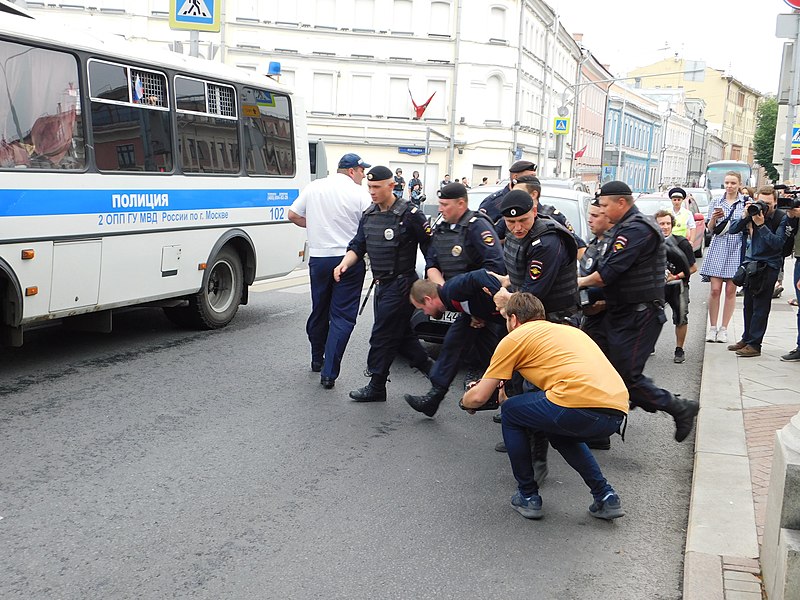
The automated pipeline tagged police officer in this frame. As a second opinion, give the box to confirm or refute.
[667,186,697,243]
[490,189,580,476]
[334,166,433,403]
[478,160,537,223]
[577,181,699,442]
[579,197,613,355]
[405,271,506,417]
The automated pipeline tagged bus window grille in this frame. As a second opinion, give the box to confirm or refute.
[208,84,235,117]
[131,69,166,107]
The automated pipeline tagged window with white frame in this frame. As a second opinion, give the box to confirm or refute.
[393,0,413,32]
[351,75,372,115]
[276,1,298,23]
[426,79,447,119]
[486,75,503,122]
[489,6,506,40]
[430,1,450,35]
[354,0,375,30]
[315,0,336,27]
[389,77,410,117]
[312,72,335,113]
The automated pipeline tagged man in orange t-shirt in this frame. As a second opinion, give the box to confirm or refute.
[462,292,628,521]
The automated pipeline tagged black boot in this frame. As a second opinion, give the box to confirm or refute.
[349,375,387,403]
[404,386,447,417]
[587,437,611,450]
[665,396,700,442]
[531,431,549,486]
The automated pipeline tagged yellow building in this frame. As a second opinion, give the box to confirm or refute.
[628,58,761,164]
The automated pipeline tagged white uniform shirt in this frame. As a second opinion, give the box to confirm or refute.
[290,172,372,257]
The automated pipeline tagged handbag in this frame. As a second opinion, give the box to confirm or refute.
[732,261,768,293]
[712,200,742,236]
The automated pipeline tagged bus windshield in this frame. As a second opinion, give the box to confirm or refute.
[705,162,752,191]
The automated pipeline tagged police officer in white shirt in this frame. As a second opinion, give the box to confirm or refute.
[288,153,372,389]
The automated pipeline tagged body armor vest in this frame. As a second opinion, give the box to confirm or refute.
[504,215,579,313]
[363,200,417,278]
[579,233,611,277]
[432,210,494,280]
[671,209,691,238]
[605,212,666,305]
[664,234,691,279]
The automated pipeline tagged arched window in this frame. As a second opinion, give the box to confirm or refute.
[354,0,375,30]
[486,75,503,122]
[393,0,413,32]
[430,1,451,36]
[489,6,506,40]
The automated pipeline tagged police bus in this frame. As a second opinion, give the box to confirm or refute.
[0,6,312,346]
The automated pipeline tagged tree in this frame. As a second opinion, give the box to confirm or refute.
[753,97,779,182]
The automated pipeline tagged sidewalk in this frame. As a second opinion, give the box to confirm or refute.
[684,264,800,599]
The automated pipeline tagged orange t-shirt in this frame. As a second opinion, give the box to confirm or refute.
[483,320,629,413]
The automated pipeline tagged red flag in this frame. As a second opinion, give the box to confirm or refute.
[574,145,587,159]
[409,90,436,119]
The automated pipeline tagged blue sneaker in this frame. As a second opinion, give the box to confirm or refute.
[588,491,625,520]
[511,491,543,519]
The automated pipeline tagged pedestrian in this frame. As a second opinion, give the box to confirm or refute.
[288,152,372,389]
[461,176,471,189]
[334,166,433,403]
[479,177,489,186]
[404,182,505,415]
[461,292,629,521]
[489,188,580,475]
[655,210,697,364]
[700,171,747,343]
[393,168,405,199]
[440,174,451,188]
[727,186,789,357]
[478,160,537,224]
[667,187,697,246]
[577,180,699,442]
[780,201,800,362]
[409,183,424,208]
[405,271,506,416]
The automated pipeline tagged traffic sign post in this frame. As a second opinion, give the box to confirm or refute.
[793,125,800,147]
[785,0,800,10]
[553,117,570,135]
[791,147,800,165]
[170,0,220,32]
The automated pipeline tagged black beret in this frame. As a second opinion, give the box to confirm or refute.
[366,165,393,181]
[509,160,537,173]
[437,182,468,200]
[514,174,541,187]
[500,189,534,217]
[598,180,633,196]
[668,187,687,199]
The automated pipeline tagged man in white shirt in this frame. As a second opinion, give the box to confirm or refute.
[289,153,372,389]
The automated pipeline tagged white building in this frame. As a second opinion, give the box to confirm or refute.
[637,89,693,188]
[19,0,596,198]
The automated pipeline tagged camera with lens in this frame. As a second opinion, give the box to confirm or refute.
[746,200,770,217]
[774,184,800,210]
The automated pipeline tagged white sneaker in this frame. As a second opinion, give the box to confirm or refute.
[716,328,728,343]
[706,326,717,343]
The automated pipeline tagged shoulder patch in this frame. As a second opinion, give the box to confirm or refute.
[613,235,628,252]
[410,206,418,213]
[529,260,544,280]
[480,229,495,246]
[531,239,542,247]
[424,223,432,236]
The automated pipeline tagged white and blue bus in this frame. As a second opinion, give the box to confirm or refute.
[0,9,313,346]
[704,160,755,193]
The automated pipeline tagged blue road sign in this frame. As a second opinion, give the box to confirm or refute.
[553,117,570,135]
[793,125,800,148]
[170,0,220,32]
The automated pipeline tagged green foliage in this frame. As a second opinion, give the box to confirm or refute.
[753,97,779,181]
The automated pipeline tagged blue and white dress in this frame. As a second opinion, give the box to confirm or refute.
[700,194,745,280]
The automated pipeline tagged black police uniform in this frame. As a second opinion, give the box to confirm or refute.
[597,201,698,440]
[348,195,432,400]
[579,231,612,354]
[478,185,511,224]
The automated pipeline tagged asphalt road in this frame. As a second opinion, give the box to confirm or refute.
[0,269,708,600]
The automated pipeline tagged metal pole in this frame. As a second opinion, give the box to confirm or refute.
[189,30,200,58]
[784,19,800,181]
[617,99,626,179]
[447,0,462,178]
[512,0,524,159]
[542,12,558,176]
[423,127,430,197]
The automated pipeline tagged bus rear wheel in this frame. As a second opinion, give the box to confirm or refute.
[165,247,244,330]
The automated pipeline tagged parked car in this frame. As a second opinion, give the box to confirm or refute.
[537,177,591,194]
[412,185,593,343]
[635,193,704,257]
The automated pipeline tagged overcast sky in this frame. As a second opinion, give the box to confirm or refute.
[550,0,792,94]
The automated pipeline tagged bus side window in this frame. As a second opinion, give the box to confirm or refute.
[175,76,239,175]
[241,87,295,177]
[0,40,85,171]
[88,60,173,173]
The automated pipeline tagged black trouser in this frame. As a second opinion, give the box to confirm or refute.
[580,311,608,355]
[366,274,428,378]
[742,265,781,350]
[605,303,672,412]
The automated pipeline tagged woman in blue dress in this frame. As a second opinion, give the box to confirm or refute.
[700,171,746,343]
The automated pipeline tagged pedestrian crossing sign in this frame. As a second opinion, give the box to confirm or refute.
[170,0,220,32]
[793,125,800,148]
[553,117,570,135]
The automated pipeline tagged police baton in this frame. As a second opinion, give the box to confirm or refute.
[359,279,376,315]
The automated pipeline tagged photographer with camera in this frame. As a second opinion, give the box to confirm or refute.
[776,185,800,361]
[727,186,789,358]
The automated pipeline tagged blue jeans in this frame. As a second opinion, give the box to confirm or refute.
[794,258,800,348]
[306,256,366,380]
[501,391,623,499]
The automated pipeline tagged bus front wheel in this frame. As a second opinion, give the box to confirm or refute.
[176,247,243,330]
